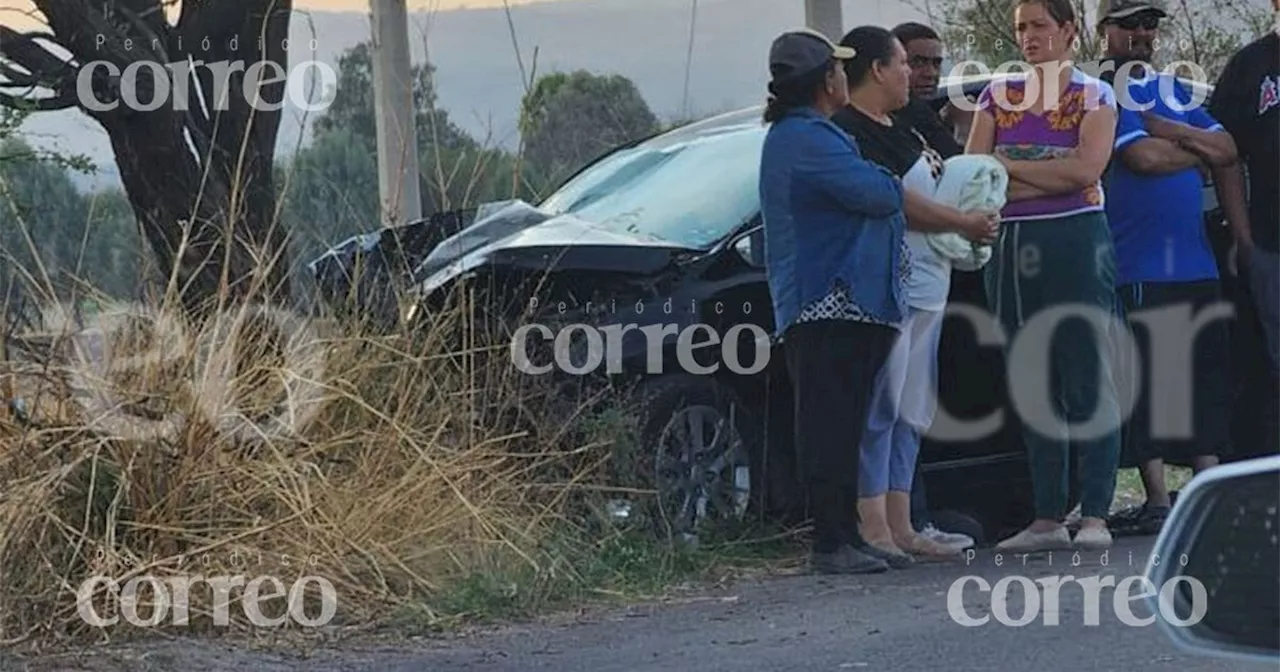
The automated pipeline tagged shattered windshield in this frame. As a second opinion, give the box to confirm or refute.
[538,119,766,249]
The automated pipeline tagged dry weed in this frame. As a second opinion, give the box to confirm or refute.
[0,281,634,649]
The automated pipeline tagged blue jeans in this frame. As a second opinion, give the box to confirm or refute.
[858,307,945,497]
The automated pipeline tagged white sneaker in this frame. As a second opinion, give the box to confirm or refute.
[1073,525,1113,550]
[921,523,975,550]
[994,525,1072,553]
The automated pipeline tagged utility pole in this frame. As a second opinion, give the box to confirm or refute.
[803,0,843,42]
[370,0,422,227]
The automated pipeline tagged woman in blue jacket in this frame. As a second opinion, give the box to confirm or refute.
[759,28,908,574]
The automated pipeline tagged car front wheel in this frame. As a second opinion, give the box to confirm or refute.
[631,373,758,542]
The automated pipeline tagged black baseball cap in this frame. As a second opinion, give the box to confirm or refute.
[768,28,856,83]
[1097,0,1168,25]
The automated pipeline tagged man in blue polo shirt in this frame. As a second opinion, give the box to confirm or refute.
[1097,0,1242,537]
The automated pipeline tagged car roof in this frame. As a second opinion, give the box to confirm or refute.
[647,106,767,146]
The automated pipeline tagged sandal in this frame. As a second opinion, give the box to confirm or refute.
[859,540,916,568]
[895,532,964,562]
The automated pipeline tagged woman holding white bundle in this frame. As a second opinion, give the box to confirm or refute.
[831,25,1002,564]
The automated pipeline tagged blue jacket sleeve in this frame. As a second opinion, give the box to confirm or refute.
[798,125,904,217]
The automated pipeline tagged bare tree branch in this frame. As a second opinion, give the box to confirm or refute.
[0,26,78,87]
[0,0,296,314]
[0,89,77,110]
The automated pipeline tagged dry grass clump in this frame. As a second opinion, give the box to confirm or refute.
[0,285,640,649]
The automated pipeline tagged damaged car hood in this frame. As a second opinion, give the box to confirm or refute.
[412,199,701,296]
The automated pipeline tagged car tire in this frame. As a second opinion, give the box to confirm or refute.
[629,373,762,540]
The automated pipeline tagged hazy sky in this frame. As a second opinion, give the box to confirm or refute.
[0,0,560,30]
[303,0,556,8]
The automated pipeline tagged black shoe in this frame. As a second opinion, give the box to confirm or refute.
[859,542,916,569]
[1107,503,1170,537]
[811,544,891,574]
[1107,504,1144,527]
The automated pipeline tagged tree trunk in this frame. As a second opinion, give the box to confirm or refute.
[0,0,293,315]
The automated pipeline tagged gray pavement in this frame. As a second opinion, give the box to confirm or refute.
[8,536,1272,671]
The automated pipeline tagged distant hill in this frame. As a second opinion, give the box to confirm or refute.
[18,0,926,192]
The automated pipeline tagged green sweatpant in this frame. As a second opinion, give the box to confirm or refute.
[984,210,1122,521]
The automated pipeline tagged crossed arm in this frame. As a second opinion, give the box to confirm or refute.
[1140,112,1238,168]
[965,109,1048,200]
[1000,107,1117,194]
[1119,136,1204,174]
[1121,114,1238,176]
[1005,179,1055,201]
[965,105,1117,201]
[1118,101,1252,269]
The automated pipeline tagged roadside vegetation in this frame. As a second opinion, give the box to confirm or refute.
[0,0,1252,653]
[0,276,802,648]
[0,22,793,648]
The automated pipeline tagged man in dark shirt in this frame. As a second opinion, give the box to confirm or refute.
[1209,9,1280,462]
[891,22,964,159]
[1209,14,1280,374]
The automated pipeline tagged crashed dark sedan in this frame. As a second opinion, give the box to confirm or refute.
[309,76,1250,544]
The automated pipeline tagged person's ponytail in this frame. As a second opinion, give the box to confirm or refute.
[763,100,787,123]
[762,63,831,124]
[763,84,788,123]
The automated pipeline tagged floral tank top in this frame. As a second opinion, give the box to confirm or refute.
[976,67,1117,222]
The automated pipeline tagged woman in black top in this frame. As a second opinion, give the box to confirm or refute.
[830,26,999,563]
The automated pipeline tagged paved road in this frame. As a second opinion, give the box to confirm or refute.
[10,537,1269,671]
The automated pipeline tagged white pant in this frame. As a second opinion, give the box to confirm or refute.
[858,307,945,496]
[881,307,945,430]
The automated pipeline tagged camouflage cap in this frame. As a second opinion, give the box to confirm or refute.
[1097,0,1168,23]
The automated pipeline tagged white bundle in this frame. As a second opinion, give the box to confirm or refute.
[927,154,1009,271]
